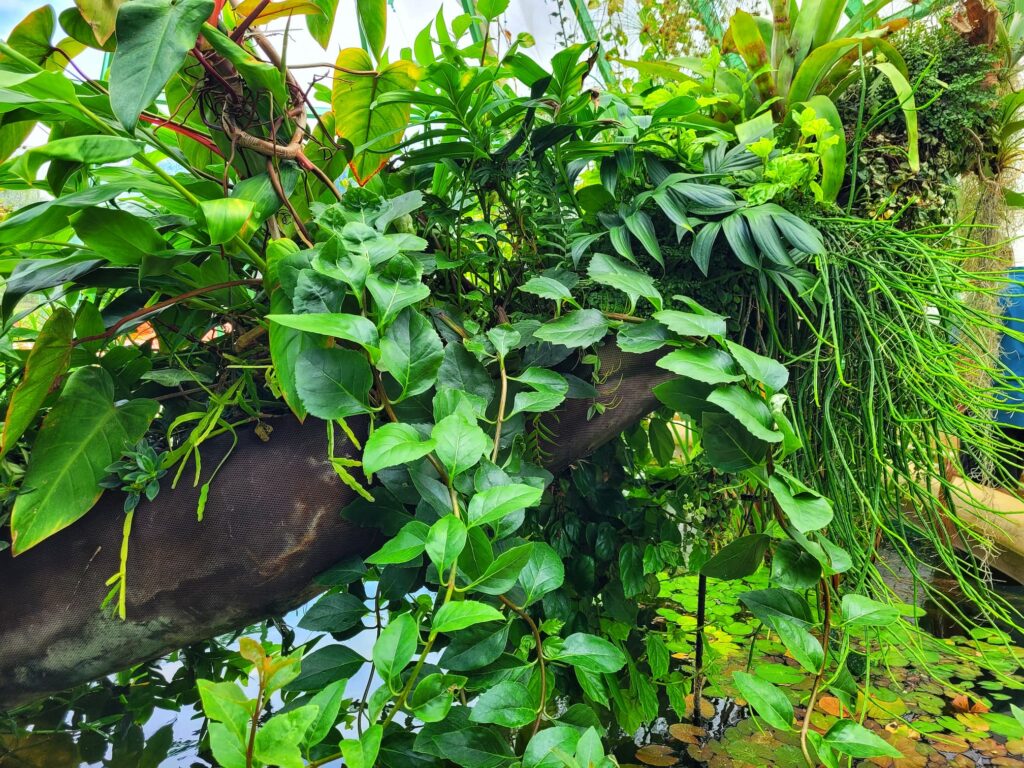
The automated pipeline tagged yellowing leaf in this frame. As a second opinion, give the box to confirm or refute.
[331,47,420,185]
[234,0,321,25]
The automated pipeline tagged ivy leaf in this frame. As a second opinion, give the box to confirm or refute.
[732,671,793,731]
[700,534,770,580]
[432,414,489,479]
[11,366,157,555]
[466,483,543,528]
[550,633,626,673]
[840,594,900,629]
[706,385,782,443]
[373,612,418,684]
[533,309,609,349]
[653,308,727,337]
[470,681,536,728]
[426,515,468,574]
[725,340,789,392]
[587,252,662,311]
[266,313,379,353]
[656,347,744,385]
[432,600,504,633]
[769,474,833,532]
[823,720,902,759]
[366,520,429,565]
[519,542,564,605]
[109,0,214,131]
[252,705,319,768]
[1,307,73,459]
[294,347,372,420]
[362,423,436,475]
[378,308,444,400]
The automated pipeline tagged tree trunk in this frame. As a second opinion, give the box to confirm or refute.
[0,342,672,709]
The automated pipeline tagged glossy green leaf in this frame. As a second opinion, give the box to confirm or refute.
[732,671,793,731]
[298,593,368,633]
[466,483,543,528]
[373,612,418,684]
[304,679,347,747]
[587,252,662,311]
[653,309,727,337]
[432,414,489,479]
[470,681,535,728]
[523,726,580,768]
[71,207,167,265]
[769,474,834,532]
[9,135,141,182]
[702,412,768,471]
[0,308,73,459]
[426,514,467,574]
[356,0,386,60]
[201,23,288,105]
[378,308,443,399]
[700,534,770,580]
[197,680,251,740]
[362,423,436,475]
[823,719,902,759]
[253,706,319,768]
[266,313,378,352]
[656,347,744,385]
[551,633,626,673]
[432,600,504,633]
[519,542,564,605]
[469,543,534,595]
[724,340,789,392]
[199,198,256,246]
[366,520,429,565]
[771,540,821,590]
[707,385,782,443]
[109,0,214,131]
[840,594,900,628]
[533,309,609,349]
[294,347,372,420]
[11,367,156,555]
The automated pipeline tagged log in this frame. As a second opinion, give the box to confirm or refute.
[0,342,673,709]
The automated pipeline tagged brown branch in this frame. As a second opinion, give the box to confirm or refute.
[73,280,263,347]
[266,158,313,247]
[500,596,547,738]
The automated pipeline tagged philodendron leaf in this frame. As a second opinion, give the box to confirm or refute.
[732,671,793,731]
[109,0,214,131]
[0,307,74,459]
[331,48,420,184]
[11,366,157,554]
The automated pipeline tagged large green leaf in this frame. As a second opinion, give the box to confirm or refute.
[707,385,782,443]
[656,347,744,385]
[356,0,386,61]
[11,366,157,554]
[587,252,662,312]
[75,0,125,43]
[294,347,372,420]
[109,0,214,131]
[373,612,418,684]
[470,681,535,728]
[431,414,488,479]
[266,313,379,353]
[378,308,443,400]
[0,307,73,459]
[823,720,902,759]
[331,47,420,184]
[71,207,167,264]
[200,23,288,106]
[732,671,793,731]
[7,135,141,183]
[533,309,609,349]
[362,423,436,475]
[700,534,770,580]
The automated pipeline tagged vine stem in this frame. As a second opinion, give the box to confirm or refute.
[491,357,508,462]
[800,580,832,768]
[500,595,547,738]
[74,280,263,347]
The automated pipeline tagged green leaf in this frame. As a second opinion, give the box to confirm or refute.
[438,342,495,403]
[522,725,580,768]
[873,62,919,173]
[288,645,364,691]
[700,534,770,580]
[331,48,421,184]
[823,719,902,759]
[466,483,543,528]
[8,135,141,183]
[771,540,821,590]
[724,340,789,392]
[775,616,824,673]
[294,347,372,420]
[409,673,461,723]
[10,367,156,555]
[208,722,247,768]
[707,385,782,443]
[362,423,436,475]
[440,622,510,671]
[769,474,833,532]
[365,254,431,325]
[366,520,429,565]
[617,319,670,354]
[477,0,509,21]
[304,679,347,747]
[656,347,744,385]
[432,600,504,633]
[71,207,167,265]
[470,681,535,728]
[378,308,443,400]
[533,309,609,349]
[732,671,793,731]
[552,633,626,673]
[109,0,214,131]
[197,680,251,740]
[701,412,768,471]
[470,543,534,595]
[646,634,670,679]
[1,308,73,459]
[298,593,368,633]
[199,198,256,246]
[623,208,663,266]
[266,313,379,352]
[426,514,468,574]
[519,542,564,605]
[373,612,418,684]
[840,594,900,629]
[253,705,319,768]
[432,414,489,479]
[356,0,386,60]
[575,727,605,767]
[653,309,727,337]
[587,252,662,311]
[519,275,574,304]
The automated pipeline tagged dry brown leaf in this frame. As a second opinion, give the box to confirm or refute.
[635,744,678,766]
[668,722,706,744]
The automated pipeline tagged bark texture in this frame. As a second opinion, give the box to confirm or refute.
[0,341,672,709]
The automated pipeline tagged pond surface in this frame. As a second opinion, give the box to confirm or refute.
[4,567,1024,768]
